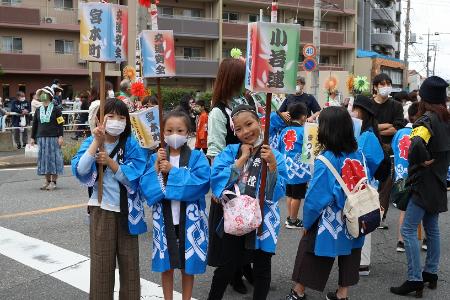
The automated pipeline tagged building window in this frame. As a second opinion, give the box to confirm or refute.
[183,8,201,18]
[55,40,74,54]
[54,0,73,9]
[158,6,174,16]
[1,0,22,5]
[248,14,270,22]
[0,36,22,53]
[222,12,239,23]
[183,47,201,59]
[2,84,10,99]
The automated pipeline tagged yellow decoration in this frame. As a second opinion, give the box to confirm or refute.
[410,126,431,144]
[56,116,65,124]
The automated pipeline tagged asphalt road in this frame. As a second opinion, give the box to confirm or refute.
[0,167,449,300]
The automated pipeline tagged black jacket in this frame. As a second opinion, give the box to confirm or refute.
[407,111,450,214]
[31,105,64,139]
[11,98,31,127]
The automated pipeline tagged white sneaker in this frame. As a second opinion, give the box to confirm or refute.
[46,182,56,191]
[40,181,50,190]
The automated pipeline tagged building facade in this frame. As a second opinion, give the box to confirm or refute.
[357,0,402,58]
[1,0,357,101]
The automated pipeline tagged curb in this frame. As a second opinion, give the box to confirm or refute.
[0,162,37,169]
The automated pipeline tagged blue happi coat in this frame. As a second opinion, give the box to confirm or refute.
[303,150,366,257]
[357,128,384,181]
[71,136,148,235]
[140,149,210,275]
[391,124,412,181]
[277,125,311,184]
[269,111,288,148]
[211,144,287,253]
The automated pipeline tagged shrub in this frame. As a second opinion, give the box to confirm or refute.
[62,139,82,165]
[150,87,196,111]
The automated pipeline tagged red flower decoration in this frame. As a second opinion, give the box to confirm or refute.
[138,0,151,8]
[341,158,366,191]
[283,129,297,151]
[131,82,146,97]
[398,135,411,160]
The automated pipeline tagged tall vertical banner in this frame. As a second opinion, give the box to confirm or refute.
[245,22,300,94]
[140,30,176,78]
[79,3,128,62]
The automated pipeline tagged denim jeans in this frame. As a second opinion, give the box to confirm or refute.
[401,200,440,281]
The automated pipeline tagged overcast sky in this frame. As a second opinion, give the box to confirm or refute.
[404,0,450,80]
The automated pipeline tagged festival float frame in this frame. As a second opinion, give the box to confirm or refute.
[79,2,128,203]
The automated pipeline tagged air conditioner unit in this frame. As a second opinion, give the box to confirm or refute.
[44,17,56,24]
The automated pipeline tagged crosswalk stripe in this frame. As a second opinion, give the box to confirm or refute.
[0,226,195,300]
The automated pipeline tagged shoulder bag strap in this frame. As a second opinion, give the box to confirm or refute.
[317,155,352,196]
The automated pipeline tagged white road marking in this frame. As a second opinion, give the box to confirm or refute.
[0,226,194,300]
[0,165,71,172]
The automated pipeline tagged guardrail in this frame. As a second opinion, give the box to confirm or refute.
[1,110,89,133]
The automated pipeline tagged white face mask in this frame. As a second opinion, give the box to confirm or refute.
[295,85,302,93]
[19,97,26,101]
[164,134,187,149]
[253,132,264,147]
[105,119,126,136]
[107,90,115,98]
[378,86,392,97]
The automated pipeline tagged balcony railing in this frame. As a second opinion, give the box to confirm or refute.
[0,51,40,71]
[158,14,219,39]
[226,0,355,13]
[0,4,79,26]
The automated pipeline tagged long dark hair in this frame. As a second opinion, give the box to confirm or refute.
[212,58,245,107]
[97,98,132,141]
[358,108,380,140]
[318,106,357,155]
[418,101,449,122]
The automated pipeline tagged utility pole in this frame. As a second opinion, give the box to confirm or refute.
[312,0,321,101]
[432,45,437,76]
[426,28,430,77]
[403,0,411,90]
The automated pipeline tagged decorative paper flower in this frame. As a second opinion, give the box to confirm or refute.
[123,66,137,82]
[131,82,146,97]
[324,76,338,94]
[354,76,370,93]
[230,48,242,59]
[145,87,152,97]
[346,74,355,93]
[138,0,151,8]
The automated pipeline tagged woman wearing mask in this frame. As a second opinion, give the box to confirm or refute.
[390,76,450,297]
[370,73,405,229]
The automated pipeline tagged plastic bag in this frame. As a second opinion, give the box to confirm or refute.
[25,144,39,158]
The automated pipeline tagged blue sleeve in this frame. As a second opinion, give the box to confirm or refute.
[77,151,96,176]
[121,138,147,184]
[265,150,287,202]
[139,153,165,206]
[303,159,334,230]
[211,145,239,198]
[71,136,97,186]
[114,167,131,187]
[270,111,287,138]
[165,151,210,202]
[358,132,384,179]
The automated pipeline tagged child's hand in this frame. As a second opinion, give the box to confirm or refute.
[96,151,110,165]
[280,111,291,122]
[235,144,252,169]
[58,136,64,147]
[159,160,172,174]
[261,145,277,172]
[93,118,106,144]
[157,148,167,162]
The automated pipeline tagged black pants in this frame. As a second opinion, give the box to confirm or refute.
[207,234,272,300]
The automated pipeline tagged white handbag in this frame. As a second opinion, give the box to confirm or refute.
[317,155,381,238]
[20,116,27,127]
[25,144,39,158]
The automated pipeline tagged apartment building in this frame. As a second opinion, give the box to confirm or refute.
[0,0,357,100]
[357,0,402,58]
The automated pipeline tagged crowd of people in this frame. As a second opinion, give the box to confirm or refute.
[1,56,449,299]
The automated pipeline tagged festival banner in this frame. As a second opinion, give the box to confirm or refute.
[130,107,161,149]
[301,122,320,164]
[79,3,128,62]
[140,30,176,78]
[245,22,300,94]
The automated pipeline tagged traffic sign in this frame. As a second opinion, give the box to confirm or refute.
[303,44,317,58]
[302,58,317,72]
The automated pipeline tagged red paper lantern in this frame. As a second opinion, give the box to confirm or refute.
[138,0,151,8]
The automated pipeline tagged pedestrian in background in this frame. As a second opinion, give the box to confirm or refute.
[30,92,41,114]
[30,86,64,191]
[175,94,196,133]
[194,99,208,154]
[391,76,450,297]
[11,91,31,149]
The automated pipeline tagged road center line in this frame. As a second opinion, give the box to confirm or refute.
[0,204,86,219]
[0,226,192,300]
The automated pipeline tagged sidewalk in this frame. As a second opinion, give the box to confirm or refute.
[0,149,37,169]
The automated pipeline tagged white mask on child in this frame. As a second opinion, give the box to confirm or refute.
[107,90,115,98]
[105,119,126,136]
[164,134,187,149]
[253,132,263,147]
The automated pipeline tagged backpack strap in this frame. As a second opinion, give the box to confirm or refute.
[317,155,352,196]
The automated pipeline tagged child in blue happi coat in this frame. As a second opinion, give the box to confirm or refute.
[207,105,287,300]
[71,98,147,299]
[351,95,385,276]
[391,102,420,252]
[140,110,210,300]
[277,102,311,229]
[285,106,368,300]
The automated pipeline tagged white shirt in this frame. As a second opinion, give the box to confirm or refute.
[169,154,181,225]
